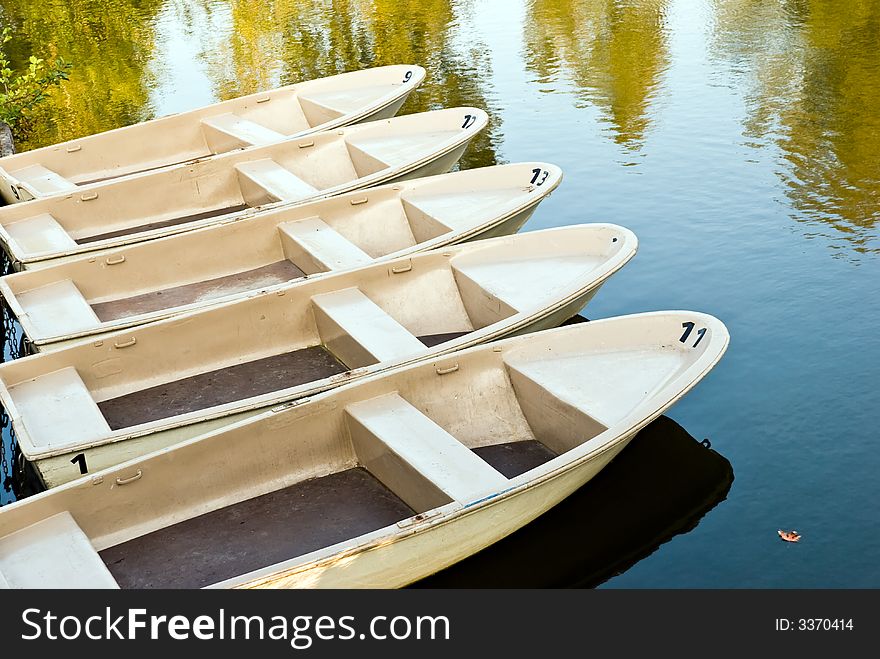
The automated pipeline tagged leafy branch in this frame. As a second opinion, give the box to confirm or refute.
[0,27,71,133]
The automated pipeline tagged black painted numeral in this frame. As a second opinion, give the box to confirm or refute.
[462,114,476,129]
[530,168,550,186]
[71,453,88,474]
[403,70,412,83]
[680,322,707,347]
[680,321,695,343]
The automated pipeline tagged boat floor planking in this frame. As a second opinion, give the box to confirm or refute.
[97,345,349,430]
[101,468,416,589]
[92,261,306,321]
[76,204,251,245]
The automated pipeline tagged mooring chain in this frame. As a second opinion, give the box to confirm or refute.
[0,246,24,500]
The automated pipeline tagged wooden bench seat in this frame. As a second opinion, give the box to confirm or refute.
[278,217,372,274]
[235,158,319,205]
[311,287,425,368]
[7,367,111,451]
[346,392,509,511]
[0,512,119,589]
[3,213,78,255]
[10,164,78,196]
[201,113,286,153]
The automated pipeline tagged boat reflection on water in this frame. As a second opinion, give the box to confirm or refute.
[412,413,734,588]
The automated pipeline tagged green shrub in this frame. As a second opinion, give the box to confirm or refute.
[0,27,71,134]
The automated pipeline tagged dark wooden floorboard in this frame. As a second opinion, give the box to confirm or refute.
[101,468,415,589]
[98,345,347,430]
[417,331,470,347]
[473,440,558,479]
[77,203,250,244]
[92,261,305,321]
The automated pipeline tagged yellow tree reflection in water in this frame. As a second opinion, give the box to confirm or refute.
[0,0,164,150]
[522,0,670,151]
[208,0,500,169]
[713,0,880,256]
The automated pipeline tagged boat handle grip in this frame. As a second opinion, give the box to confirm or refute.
[80,192,98,201]
[256,96,271,103]
[350,196,368,205]
[436,363,459,375]
[298,140,314,148]
[66,145,82,153]
[114,337,137,349]
[105,254,126,265]
[115,469,142,486]
[391,262,412,274]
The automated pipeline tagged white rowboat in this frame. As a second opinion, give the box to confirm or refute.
[0,311,728,588]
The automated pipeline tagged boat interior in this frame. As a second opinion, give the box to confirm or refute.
[0,314,708,589]
[0,226,623,453]
[0,108,480,260]
[0,65,423,192]
[1,164,553,340]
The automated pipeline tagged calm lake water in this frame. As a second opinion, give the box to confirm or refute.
[0,0,878,588]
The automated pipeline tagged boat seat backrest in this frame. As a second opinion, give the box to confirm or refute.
[10,164,77,196]
[3,213,78,255]
[7,367,111,451]
[235,159,319,205]
[16,279,101,337]
[345,392,509,512]
[200,113,286,153]
[311,287,425,369]
[0,512,119,588]
[398,196,455,243]
[296,93,349,128]
[503,357,609,454]
[449,261,519,329]
[277,216,372,274]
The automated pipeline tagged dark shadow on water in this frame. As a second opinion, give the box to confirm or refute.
[411,414,734,588]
